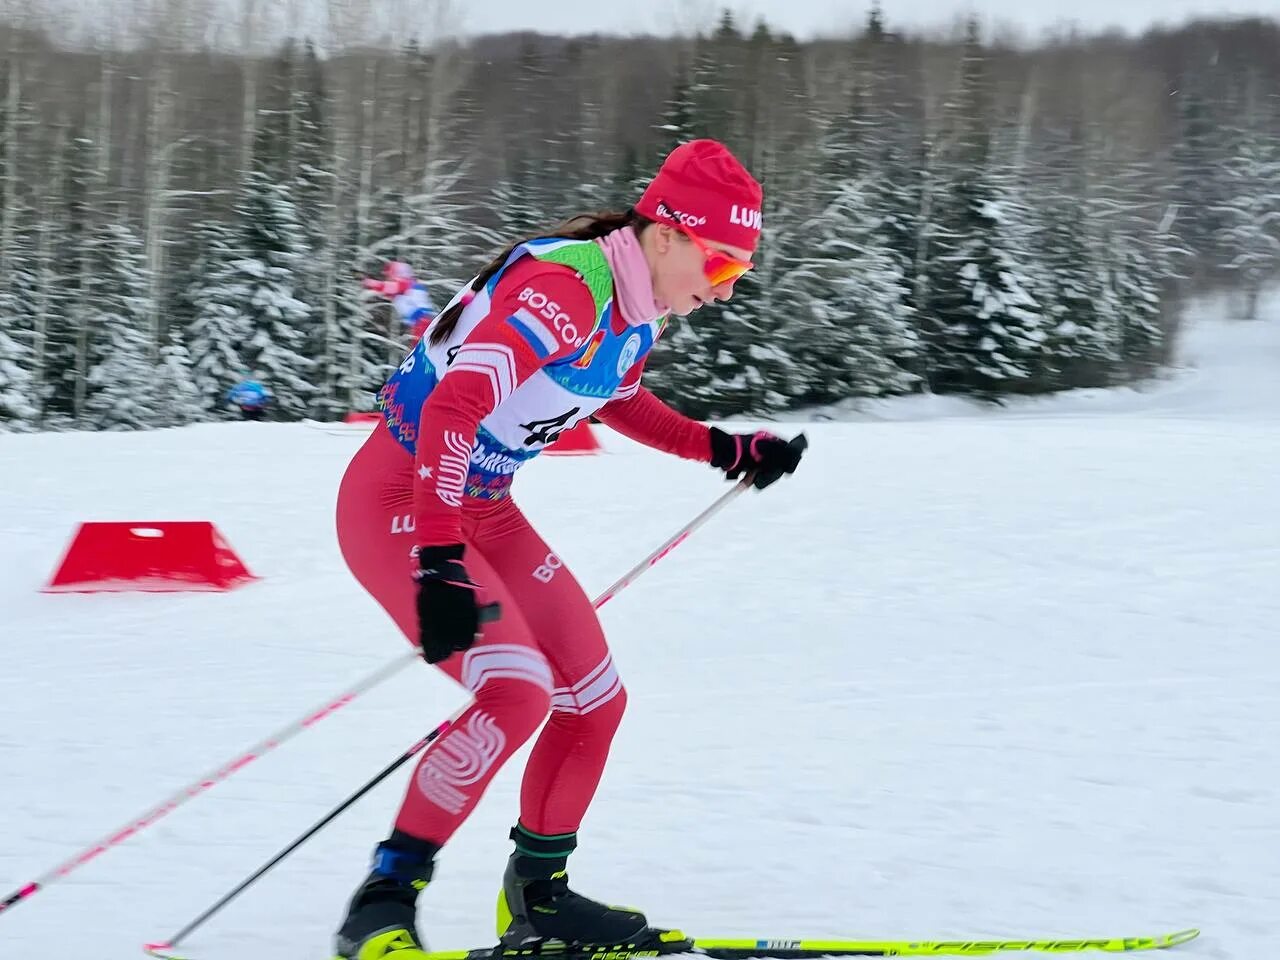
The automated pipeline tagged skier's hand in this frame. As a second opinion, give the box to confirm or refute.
[363,276,414,297]
[414,545,499,664]
[709,428,807,490]
[363,262,416,298]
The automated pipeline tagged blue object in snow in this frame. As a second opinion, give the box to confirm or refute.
[228,380,271,409]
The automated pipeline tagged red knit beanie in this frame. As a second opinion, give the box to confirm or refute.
[635,139,764,252]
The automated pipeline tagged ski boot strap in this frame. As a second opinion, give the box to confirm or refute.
[372,830,440,890]
[510,823,577,879]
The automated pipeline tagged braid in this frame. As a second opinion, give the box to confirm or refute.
[428,209,652,346]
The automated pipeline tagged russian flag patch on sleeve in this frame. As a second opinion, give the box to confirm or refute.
[507,307,560,359]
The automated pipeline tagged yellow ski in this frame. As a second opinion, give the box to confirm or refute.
[415,927,1199,960]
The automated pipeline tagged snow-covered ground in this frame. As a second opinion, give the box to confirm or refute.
[2,293,1278,959]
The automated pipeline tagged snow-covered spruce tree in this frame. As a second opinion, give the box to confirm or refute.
[641,311,719,421]
[640,63,718,415]
[150,326,204,427]
[1024,121,1123,389]
[927,184,1050,398]
[703,157,799,418]
[922,21,1049,398]
[1087,152,1189,378]
[83,220,158,430]
[0,54,38,429]
[232,156,314,419]
[559,38,617,215]
[1211,125,1280,319]
[186,216,252,418]
[690,10,747,148]
[0,325,36,429]
[1034,201,1120,389]
[773,87,919,407]
[1168,79,1231,274]
[490,149,547,238]
[40,130,99,426]
[0,183,37,429]
[1107,226,1168,377]
[646,32,806,419]
[288,38,352,420]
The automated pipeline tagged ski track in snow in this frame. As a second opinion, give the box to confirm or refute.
[2,294,1278,958]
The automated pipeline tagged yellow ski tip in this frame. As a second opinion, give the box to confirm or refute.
[1160,930,1200,949]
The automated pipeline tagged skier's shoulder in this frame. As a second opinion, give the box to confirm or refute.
[496,256,601,323]
[494,253,597,311]
[488,255,600,357]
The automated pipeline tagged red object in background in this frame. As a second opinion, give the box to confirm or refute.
[343,411,382,424]
[543,420,602,456]
[42,521,259,593]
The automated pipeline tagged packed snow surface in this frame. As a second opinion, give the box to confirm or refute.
[2,294,1277,958]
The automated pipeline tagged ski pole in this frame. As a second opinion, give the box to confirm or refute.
[593,432,805,609]
[595,474,753,608]
[0,651,417,917]
[142,720,455,960]
[141,475,762,957]
[2,476,754,920]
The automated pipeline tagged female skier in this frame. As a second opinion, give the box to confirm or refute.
[333,139,805,960]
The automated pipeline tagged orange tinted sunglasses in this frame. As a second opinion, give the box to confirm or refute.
[667,214,753,287]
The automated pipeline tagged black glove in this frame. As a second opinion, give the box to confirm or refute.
[709,428,807,490]
[414,544,498,664]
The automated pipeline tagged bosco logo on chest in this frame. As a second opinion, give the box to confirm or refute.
[508,287,586,359]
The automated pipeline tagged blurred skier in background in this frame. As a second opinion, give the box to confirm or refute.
[365,261,438,342]
[227,375,271,421]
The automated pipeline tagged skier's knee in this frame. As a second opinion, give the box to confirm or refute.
[474,677,553,743]
[463,646,555,741]
[593,682,627,736]
[551,680,627,739]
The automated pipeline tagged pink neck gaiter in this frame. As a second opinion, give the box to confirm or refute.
[596,226,667,326]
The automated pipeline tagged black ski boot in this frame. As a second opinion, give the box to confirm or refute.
[334,832,439,960]
[496,824,688,952]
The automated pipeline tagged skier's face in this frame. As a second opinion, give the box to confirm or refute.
[650,224,753,318]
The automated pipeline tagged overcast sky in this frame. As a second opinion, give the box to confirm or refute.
[457,0,1279,40]
[21,0,1278,52]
